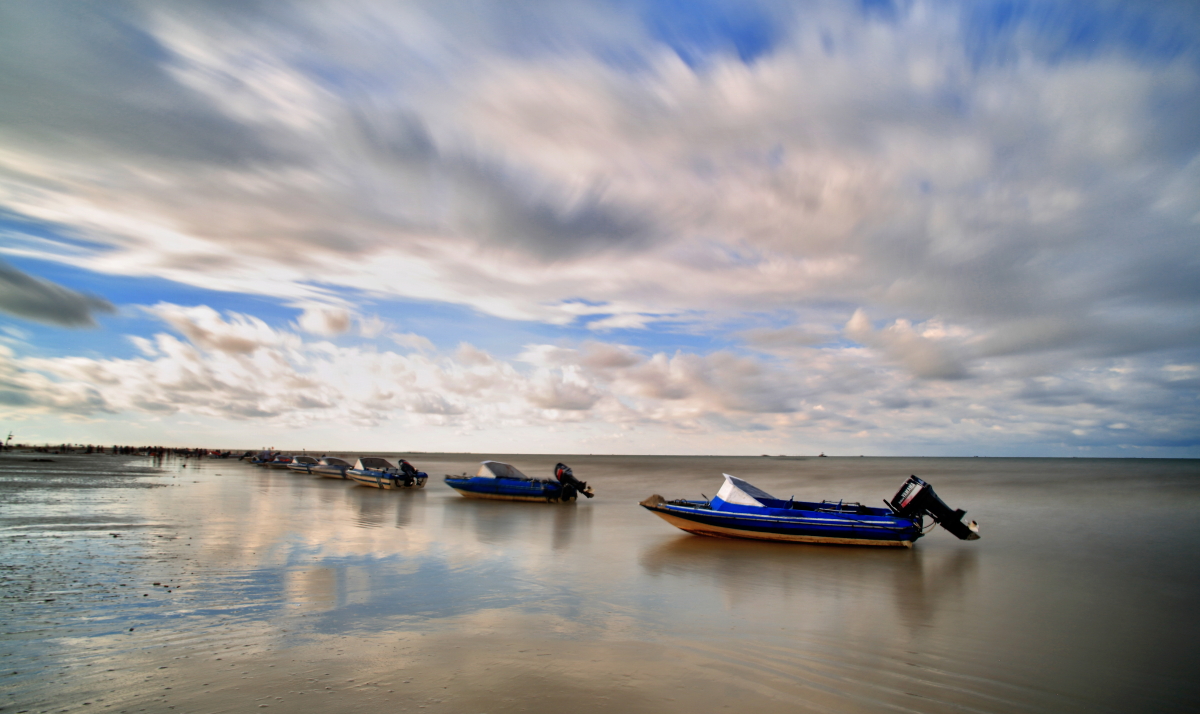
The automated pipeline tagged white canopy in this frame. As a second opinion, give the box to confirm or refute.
[355,457,395,470]
[715,474,777,508]
[475,461,528,479]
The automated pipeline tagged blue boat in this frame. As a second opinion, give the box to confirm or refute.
[346,457,428,490]
[640,474,979,548]
[444,461,594,502]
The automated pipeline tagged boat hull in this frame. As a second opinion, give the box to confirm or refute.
[640,498,921,547]
[348,470,427,490]
[286,463,349,478]
[313,466,349,479]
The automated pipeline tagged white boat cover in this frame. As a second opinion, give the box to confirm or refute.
[355,457,395,470]
[715,474,777,507]
[476,461,529,479]
[293,456,319,464]
[319,457,351,466]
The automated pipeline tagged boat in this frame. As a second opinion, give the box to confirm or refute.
[285,455,320,474]
[291,456,354,479]
[346,457,428,490]
[248,450,277,466]
[263,455,295,469]
[444,461,594,502]
[639,474,979,547]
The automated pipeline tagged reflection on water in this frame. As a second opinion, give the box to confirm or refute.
[892,548,979,631]
[1,453,1197,713]
[344,484,426,530]
[552,500,592,550]
[638,536,978,634]
[441,497,593,549]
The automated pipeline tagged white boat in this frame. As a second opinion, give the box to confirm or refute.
[285,456,320,474]
[300,456,354,479]
[346,457,427,490]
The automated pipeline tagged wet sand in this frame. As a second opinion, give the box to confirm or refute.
[2,452,1198,712]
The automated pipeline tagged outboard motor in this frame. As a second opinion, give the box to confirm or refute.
[554,463,595,499]
[889,476,980,540]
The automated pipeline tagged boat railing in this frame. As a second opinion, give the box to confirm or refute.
[816,499,867,513]
[666,498,710,509]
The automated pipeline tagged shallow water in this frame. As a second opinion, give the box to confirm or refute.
[1,452,1197,712]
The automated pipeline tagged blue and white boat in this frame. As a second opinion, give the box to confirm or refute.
[347,457,428,490]
[285,455,320,473]
[640,474,979,548]
[444,461,593,502]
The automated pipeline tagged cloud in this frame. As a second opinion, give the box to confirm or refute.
[296,306,352,337]
[0,2,1198,454]
[0,260,115,327]
[357,315,387,338]
[148,303,296,355]
[0,300,1194,454]
[844,309,969,380]
[739,324,835,353]
[528,368,601,411]
[390,332,434,352]
[587,313,657,331]
[1,0,1195,360]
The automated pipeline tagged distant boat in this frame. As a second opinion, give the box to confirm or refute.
[292,456,354,479]
[445,461,593,503]
[639,474,979,548]
[347,457,427,490]
[248,450,276,466]
[818,452,827,457]
[286,455,319,471]
[263,455,295,469]
[285,455,320,474]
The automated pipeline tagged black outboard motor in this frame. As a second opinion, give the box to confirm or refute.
[399,459,419,486]
[889,476,980,540]
[554,463,595,499]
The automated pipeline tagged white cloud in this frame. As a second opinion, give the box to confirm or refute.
[0,301,1193,454]
[587,314,655,331]
[0,2,1197,454]
[147,303,297,355]
[844,309,969,379]
[390,332,434,352]
[295,306,353,337]
[357,315,388,338]
[0,0,1193,356]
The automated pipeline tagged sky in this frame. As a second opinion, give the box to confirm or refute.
[1,0,1198,457]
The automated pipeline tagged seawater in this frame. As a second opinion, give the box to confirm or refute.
[1,453,1197,713]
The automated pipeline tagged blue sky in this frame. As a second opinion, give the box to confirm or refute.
[1,0,1197,456]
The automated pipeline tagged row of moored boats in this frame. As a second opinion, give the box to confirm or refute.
[243,452,593,500]
[241,452,978,548]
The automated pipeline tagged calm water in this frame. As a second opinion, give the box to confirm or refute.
[1,453,1197,713]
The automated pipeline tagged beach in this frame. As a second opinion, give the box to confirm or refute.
[2,452,1198,713]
